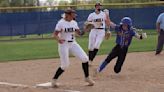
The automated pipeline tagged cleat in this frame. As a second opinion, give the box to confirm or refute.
[89,61,92,65]
[89,61,93,67]
[51,79,59,88]
[85,77,95,86]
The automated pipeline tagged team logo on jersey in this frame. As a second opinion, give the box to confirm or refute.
[118,32,130,38]
[94,18,103,27]
[94,18,103,22]
[64,28,75,32]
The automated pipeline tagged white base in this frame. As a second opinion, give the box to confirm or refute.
[0,81,81,92]
[35,82,52,88]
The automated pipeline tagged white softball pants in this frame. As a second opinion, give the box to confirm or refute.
[58,41,88,70]
[88,29,105,51]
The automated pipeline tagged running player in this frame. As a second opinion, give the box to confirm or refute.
[97,17,147,73]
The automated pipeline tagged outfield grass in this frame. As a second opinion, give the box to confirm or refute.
[0,31,158,62]
[0,29,156,41]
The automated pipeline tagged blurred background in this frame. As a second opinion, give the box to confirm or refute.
[0,0,163,40]
[0,0,163,61]
[0,0,163,8]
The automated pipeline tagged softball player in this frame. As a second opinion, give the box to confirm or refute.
[97,17,147,73]
[87,2,111,65]
[52,8,95,87]
[155,12,164,55]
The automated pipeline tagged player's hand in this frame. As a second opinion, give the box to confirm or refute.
[141,32,147,39]
[105,29,111,40]
[58,39,65,44]
[76,29,85,36]
[84,21,94,32]
[79,31,85,36]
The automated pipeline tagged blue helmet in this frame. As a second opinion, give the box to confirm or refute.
[120,17,132,26]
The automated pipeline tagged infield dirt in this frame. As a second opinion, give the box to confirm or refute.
[0,51,163,92]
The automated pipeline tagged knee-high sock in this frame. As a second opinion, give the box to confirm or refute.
[53,67,64,79]
[92,49,98,61]
[82,62,89,78]
[89,51,94,61]
[89,49,99,61]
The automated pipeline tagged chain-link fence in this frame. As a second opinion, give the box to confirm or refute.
[0,2,163,41]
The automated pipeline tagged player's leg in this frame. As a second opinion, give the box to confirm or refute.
[156,34,164,55]
[70,42,95,86]
[52,43,70,87]
[88,30,97,62]
[114,47,128,73]
[71,42,89,63]
[92,30,105,61]
[97,44,120,72]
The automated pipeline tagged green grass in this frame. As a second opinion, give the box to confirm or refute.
[0,40,60,61]
[0,30,159,62]
[0,34,52,40]
[0,29,156,41]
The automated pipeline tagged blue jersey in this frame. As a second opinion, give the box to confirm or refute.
[115,25,136,47]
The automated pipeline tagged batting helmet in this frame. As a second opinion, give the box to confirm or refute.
[120,17,132,26]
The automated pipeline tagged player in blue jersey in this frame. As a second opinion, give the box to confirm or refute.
[97,17,147,73]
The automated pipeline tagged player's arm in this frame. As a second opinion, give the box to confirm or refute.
[104,10,118,39]
[104,11,112,39]
[83,21,94,32]
[105,14,110,31]
[134,32,143,40]
[105,14,111,29]
[53,31,65,44]
[85,14,93,26]
[53,21,65,44]
[74,21,85,36]
[134,30,147,40]
[87,13,93,22]
[83,13,94,32]
[156,14,162,34]
[75,29,84,36]
[156,22,160,35]
[104,9,115,31]
[110,22,116,29]
[103,9,118,30]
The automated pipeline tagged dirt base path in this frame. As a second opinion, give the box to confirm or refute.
[0,51,163,92]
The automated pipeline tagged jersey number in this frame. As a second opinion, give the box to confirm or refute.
[72,34,74,40]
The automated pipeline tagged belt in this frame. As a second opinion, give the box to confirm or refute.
[94,28,104,29]
[67,41,73,42]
